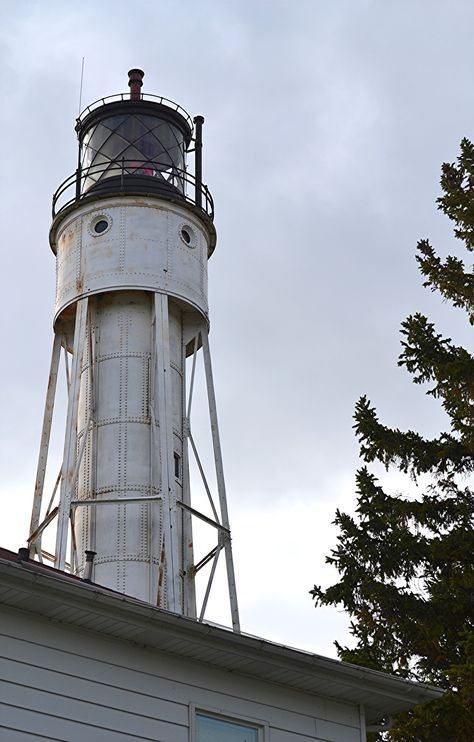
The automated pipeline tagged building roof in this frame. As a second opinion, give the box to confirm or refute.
[0,548,442,725]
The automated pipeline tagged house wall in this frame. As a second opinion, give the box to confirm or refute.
[0,606,365,742]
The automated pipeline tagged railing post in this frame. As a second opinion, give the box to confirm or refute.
[75,168,81,202]
[75,134,82,202]
[193,115,204,209]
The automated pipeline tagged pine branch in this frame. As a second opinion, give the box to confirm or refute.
[438,137,474,251]
[354,396,473,476]
[399,313,474,438]
[416,240,474,324]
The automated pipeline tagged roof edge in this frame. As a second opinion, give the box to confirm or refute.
[0,554,443,723]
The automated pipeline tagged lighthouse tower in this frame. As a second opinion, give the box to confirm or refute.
[27,69,239,631]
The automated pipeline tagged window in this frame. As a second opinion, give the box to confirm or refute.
[94,219,109,234]
[174,452,181,480]
[89,214,112,236]
[180,224,196,247]
[181,228,191,244]
[196,712,259,742]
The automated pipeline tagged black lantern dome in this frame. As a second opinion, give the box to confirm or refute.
[77,70,192,198]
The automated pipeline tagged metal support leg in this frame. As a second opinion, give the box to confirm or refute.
[29,333,62,559]
[154,293,180,612]
[55,298,88,570]
[201,329,240,632]
[182,334,197,618]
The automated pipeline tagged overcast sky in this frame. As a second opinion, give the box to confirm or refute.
[0,0,473,659]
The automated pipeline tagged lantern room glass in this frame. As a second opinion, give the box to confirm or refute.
[81,113,187,194]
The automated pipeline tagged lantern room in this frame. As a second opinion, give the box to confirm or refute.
[52,69,213,235]
[77,69,192,197]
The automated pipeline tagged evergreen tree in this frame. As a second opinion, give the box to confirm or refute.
[311,138,474,741]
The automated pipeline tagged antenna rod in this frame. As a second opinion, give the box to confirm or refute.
[78,57,85,116]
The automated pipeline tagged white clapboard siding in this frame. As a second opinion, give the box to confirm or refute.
[0,726,66,741]
[0,605,362,742]
[0,608,360,728]
[270,723,361,742]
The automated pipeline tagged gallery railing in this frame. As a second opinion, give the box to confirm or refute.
[52,159,214,221]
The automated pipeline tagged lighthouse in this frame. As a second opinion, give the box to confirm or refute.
[0,68,443,741]
[27,69,239,630]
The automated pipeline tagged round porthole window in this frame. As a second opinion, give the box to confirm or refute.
[180,225,196,247]
[94,219,109,234]
[89,214,112,237]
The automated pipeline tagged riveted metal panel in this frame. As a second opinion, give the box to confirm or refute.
[73,291,166,603]
[53,197,210,325]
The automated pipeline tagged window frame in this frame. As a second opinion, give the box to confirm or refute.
[189,704,268,742]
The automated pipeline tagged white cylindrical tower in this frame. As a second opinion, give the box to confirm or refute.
[28,70,239,630]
